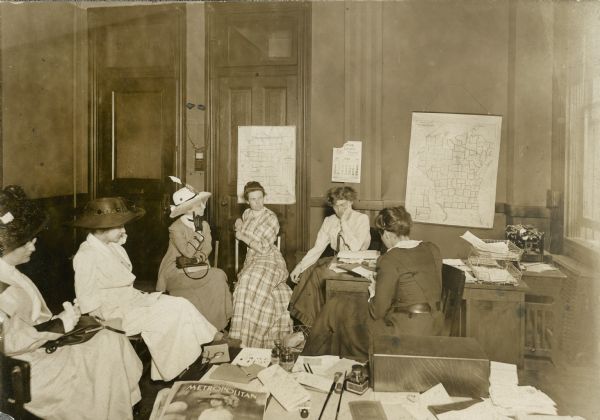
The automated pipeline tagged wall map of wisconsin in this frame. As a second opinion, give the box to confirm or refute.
[405,113,502,228]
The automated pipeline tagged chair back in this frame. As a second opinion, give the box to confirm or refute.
[440,264,466,336]
[1,353,31,419]
[234,236,280,274]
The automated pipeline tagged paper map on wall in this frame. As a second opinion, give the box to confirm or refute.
[237,126,296,204]
[405,113,502,228]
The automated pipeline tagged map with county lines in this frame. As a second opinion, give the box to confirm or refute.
[405,113,502,228]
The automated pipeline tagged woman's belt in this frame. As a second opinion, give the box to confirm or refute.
[390,302,435,317]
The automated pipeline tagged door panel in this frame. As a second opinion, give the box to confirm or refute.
[90,4,184,285]
[98,77,176,282]
[208,2,309,281]
[215,75,299,277]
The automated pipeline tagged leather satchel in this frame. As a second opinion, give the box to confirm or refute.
[42,316,119,354]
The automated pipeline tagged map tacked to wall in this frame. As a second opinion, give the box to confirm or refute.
[405,113,502,228]
[237,126,296,204]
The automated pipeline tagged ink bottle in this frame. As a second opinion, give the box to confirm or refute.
[345,364,369,395]
[280,347,295,372]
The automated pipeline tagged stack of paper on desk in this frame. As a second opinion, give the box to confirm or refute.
[461,231,509,255]
[337,249,380,262]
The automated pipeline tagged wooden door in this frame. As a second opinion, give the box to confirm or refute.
[89,5,184,283]
[207,3,310,279]
[97,77,176,281]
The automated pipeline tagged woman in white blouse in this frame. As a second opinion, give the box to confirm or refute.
[289,186,370,326]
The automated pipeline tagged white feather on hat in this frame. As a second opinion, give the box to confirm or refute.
[169,181,212,218]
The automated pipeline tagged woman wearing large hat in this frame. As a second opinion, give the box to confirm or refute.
[157,179,232,331]
[72,195,219,381]
[0,186,142,419]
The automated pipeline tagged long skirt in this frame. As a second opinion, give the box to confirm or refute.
[303,295,443,361]
[164,267,233,331]
[123,294,218,381]
[289,257,336,327]
[229,253,293,348]
[18,329,142,420]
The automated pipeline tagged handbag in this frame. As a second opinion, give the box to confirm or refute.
[176,255,210,280]
[42,315,122,354]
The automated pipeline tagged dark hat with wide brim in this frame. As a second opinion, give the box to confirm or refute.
[73,197,145,229]
[0,185,49,256]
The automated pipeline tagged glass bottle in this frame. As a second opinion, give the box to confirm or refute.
[280,347,295,372]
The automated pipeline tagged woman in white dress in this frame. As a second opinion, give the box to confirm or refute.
[72,196,219,381]
[0,185,142,420]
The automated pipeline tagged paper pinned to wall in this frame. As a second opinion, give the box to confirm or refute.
[237,126,296,204]
[405,113,502,228]
[332,141,362,183]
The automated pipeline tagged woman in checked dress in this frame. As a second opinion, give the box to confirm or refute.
[229,181,293,348]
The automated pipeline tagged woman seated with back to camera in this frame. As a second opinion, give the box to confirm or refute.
[157,178,232,331]
[0,185,142,419]
[289,186,370,327]
[302,206,443,361]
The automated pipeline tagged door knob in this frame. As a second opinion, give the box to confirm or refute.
[221,200,228,206]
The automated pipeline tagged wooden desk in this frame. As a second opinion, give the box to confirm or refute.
[461,277,529,368]
[521,266,567,361]
[324,272,370,302]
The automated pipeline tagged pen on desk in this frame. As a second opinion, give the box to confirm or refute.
[334,371,346,420]
[317,372,343,420]
[306,363,314,374]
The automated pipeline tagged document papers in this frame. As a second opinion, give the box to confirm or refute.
[461,231,509,254]
[489,362,557,416]
[257,364,310,411]
[232,347,272,367]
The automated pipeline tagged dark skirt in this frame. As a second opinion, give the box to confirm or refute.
[289,257,336,327]
[302,295,443,361]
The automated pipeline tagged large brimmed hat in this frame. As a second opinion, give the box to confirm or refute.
[169,187,211,218]
[0,185,48,256]
[73,197,145,229]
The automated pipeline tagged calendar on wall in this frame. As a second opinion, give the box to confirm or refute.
[332,141,362,183]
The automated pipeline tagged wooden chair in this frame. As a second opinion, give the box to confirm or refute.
[1,353,33,419]
[440,264,466,336]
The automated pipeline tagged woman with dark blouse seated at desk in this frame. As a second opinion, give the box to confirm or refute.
[302,206,443,361]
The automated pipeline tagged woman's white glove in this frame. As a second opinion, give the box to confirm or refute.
[56,301,81,333]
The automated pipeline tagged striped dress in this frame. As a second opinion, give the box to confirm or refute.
[229,207,293,348]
